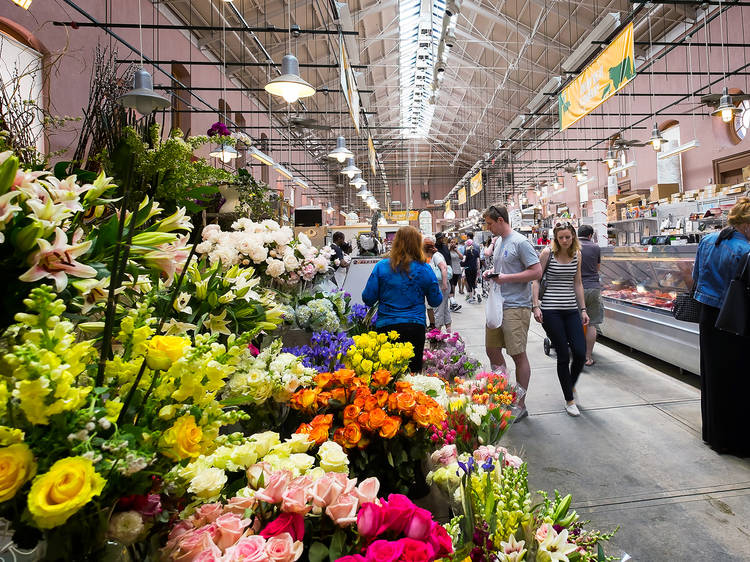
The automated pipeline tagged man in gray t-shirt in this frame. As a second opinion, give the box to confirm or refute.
[482,205,542,415]
[578,224,603,366]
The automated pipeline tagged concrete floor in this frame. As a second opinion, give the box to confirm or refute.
[449,297,750,561]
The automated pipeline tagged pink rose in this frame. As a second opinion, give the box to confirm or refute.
[172,527,220,562]
[260,512,305,541]
[214,513,253,551]
[335,556,366,562]
[381,494,416,535]
[535,523,550,543]
[289,475,312,489]
[281,485,311,515]
[430,444,458,467]
[365,540,403,562]
[310,473,346,508]
[256,470,292,504]
[427,522,453,557]
[398,537,435,562]
[166,520,195,549]
[404,508,433,541]
[224,535,269,562]
[265,532,303,562]
[325,493,359,527]
[193,550,223,562]
[193,503,224,525]
[247,462,273,488]
[357,502,383,539]
[225,495,258,516]
[354,477,380,506]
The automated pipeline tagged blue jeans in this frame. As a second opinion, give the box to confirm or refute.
[542,309,586,402]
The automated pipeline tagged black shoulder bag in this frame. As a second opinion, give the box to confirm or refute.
[715,252,750,336]
[672,285,701,323]
[537,251,552,301]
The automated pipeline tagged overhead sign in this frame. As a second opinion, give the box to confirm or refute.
[445,200,451,212]
[558,23,635,130]
[367,134,377,174]
[457,187,467,205]
[339,35,360,134]
[470,170,483,196]
[389,210,419,221]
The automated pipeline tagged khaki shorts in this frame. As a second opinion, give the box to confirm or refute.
[485,307,531,356]
[584,288,604,326]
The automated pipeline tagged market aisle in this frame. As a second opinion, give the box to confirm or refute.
[450,299,750,561]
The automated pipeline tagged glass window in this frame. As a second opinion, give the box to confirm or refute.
[734,100,750,141]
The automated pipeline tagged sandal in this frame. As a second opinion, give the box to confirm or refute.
[585,359,596,366]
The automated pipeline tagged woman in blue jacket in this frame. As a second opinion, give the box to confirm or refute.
[692,197,750,456]
[362,226,443,373]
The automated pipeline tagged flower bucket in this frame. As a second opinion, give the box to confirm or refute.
[279,326,312,348]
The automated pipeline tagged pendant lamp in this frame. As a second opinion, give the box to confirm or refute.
[648,123,665,151]
[712,87,741,123]
[603,149,617,168]
[209,144,239,164]
[575,162,586,182]
[328,136,353,163]
[341,158,361,179]
[350,174,366,188]
[119,68,170,114]
[264,54,315,104]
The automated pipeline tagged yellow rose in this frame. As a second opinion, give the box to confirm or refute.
[27,456,105,529]
[0,443,36,502]
[145,335,189,371]
[318,441,349,473]
[360,359,374,374]
[159,415,203,461]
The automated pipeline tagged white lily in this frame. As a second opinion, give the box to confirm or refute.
[499,534,527,562]
[537,524,578,562]
[25,197,72,233]
[162,318,197,336]
[203,309,232,336]
[156,207,192,232]
[173,292,193,315]
[19,227,97,291]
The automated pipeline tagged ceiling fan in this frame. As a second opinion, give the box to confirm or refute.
[287,115,332,131]
[699,91,750,108]
[611,137,648,148]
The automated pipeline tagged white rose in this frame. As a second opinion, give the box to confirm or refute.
[251,431,281,457]
[283,252,300,272]
[266,258,286,278]
[188,467,227,499]
[289,453,316,473]
[107,511,145,545]
[273,227,294,246]
[318,441,349,473]
[261,219,281,231]
[249,244,269,263]
[297,232,312,248]
[284,433,314,453]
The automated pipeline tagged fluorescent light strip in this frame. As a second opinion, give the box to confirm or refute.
[610,161,636,174]
[577,176,597,186]
[657,139,700,160]
[274,164,293,180]
[250,147,275,166]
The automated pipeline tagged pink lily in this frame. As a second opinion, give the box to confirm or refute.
[43,175,92,212]
[19,227,97,291]
[142,234,191,285]
[0,191,23,243]
[13,170,48,201]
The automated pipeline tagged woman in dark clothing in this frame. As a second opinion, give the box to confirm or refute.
[692,197,750,456]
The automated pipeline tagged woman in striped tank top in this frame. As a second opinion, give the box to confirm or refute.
[531,223,590,416]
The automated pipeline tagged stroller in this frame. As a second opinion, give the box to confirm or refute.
[543,323,588,356]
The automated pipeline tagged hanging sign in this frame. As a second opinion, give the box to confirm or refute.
[457,187,467,205]
[445,200,451,212]
[470,170,483,196]
[389,210,419,221]
[558,22,635,130]
[367,134,377,174]
[339,35,360,134]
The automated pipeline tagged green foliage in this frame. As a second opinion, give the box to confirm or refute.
[234,168,278,220]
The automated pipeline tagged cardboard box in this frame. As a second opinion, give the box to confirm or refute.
[649,183,680,201]
[619,193,644,205]
[607,202,627,221]
[742,166,750,181]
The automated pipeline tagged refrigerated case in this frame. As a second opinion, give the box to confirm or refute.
[598,245,699,374]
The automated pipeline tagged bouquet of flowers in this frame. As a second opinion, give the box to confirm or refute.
[284,331,355,374]
[284,290,351,333]
[431,371,524,454]
[196,219,334,289]
[423,330,482,381]
[346,303,377,336]
[345,331,414,379]
[289,369,446,495]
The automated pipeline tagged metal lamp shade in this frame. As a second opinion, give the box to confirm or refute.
[603,149,617,167]
[119,68,170,114]
[264,54,315,103]
[350,175,366,188]
[649,123,665,151]
[712,88,741,123]
[328,136,354,163]
[341,158,361,179]
[209,144,239,163]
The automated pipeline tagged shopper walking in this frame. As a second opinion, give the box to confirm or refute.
[449,239,463,311]
[531,223,590,416]
[482,205,542,416]
[577,225,603,366]
[424,237,452,331]
[331,231,350,287]
[462,239,481,303]
[362,226,443,373]
[692,197,750,456]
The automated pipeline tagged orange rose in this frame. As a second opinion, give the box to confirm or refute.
[371,369,392,387]
[315,372,333,388]
[333,427,346,447]
[363,396,379,412]
[403,421,417,438]
[311,414,334,427]
[310,424,331,444]
[296,422,313,435]
[367,408,388,430]
[357,436,371,449]
[330,387,348,404]
[431,407,446,425]
[396,391,417,412]
[317,391,331,408]
[395,381,412,392]
[353,396,365,409]
[379,416,401,439]
[357,412,370,427]
[374,390,389,407]
[413,405,433,427]
[296,389,319,409]
[387,394,398,411]
[343,404,361,423]
[333,369,356,385]
[342,423,362,448]
[354,386,371,400]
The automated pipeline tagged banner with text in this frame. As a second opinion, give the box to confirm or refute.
[367,134,377,174]
[339,35,360,134]
[558,22,635,130]
[470,170,483,196]
[457,187,467,205]
[389,210,419,221]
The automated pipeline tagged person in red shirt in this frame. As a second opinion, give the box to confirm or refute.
[537,230,551,246]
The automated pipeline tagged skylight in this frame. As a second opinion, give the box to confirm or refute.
[399,0,446,138]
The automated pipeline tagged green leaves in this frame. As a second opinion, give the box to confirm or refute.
[603,56,635,99]
[308,542,329,562]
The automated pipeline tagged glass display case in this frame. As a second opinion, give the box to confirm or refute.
[598,245,699,374]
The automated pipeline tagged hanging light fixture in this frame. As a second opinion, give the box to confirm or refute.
[575,162,587,182]
[341,158,361,179]
[326,203,334,215]
[264,54,316,104]
[274,164,294,180]
[712,87,741,123]
[328,136,353,163]
[350,174,366,188]
[648,123,665,151]
[602,149,617,168]
[209,144,239,164]
[249,146,275,166]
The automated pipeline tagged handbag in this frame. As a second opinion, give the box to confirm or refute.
[537,252,552,301]
[715,252,750,336]
[672,286,701,323]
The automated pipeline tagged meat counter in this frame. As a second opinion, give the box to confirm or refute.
[598,245,700,374]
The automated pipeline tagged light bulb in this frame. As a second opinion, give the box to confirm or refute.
[652,138,661,151]
[282,88,301,104]
[220,150,233,164]
[721,107,734,123]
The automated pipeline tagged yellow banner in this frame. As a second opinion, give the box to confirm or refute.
[457,187,467,205]
[339,36,360,134]
[390,210,418,221]
[470,170,483,196]
[368,135,377,175]
[445,200,451,212]
[559,23,635,130]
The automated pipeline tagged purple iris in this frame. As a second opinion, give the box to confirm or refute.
[457,456,476,476]
[284,331,354,373]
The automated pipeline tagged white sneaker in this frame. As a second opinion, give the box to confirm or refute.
[565,403,581,417]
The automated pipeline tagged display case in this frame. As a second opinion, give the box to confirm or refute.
[598,245,699,374]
